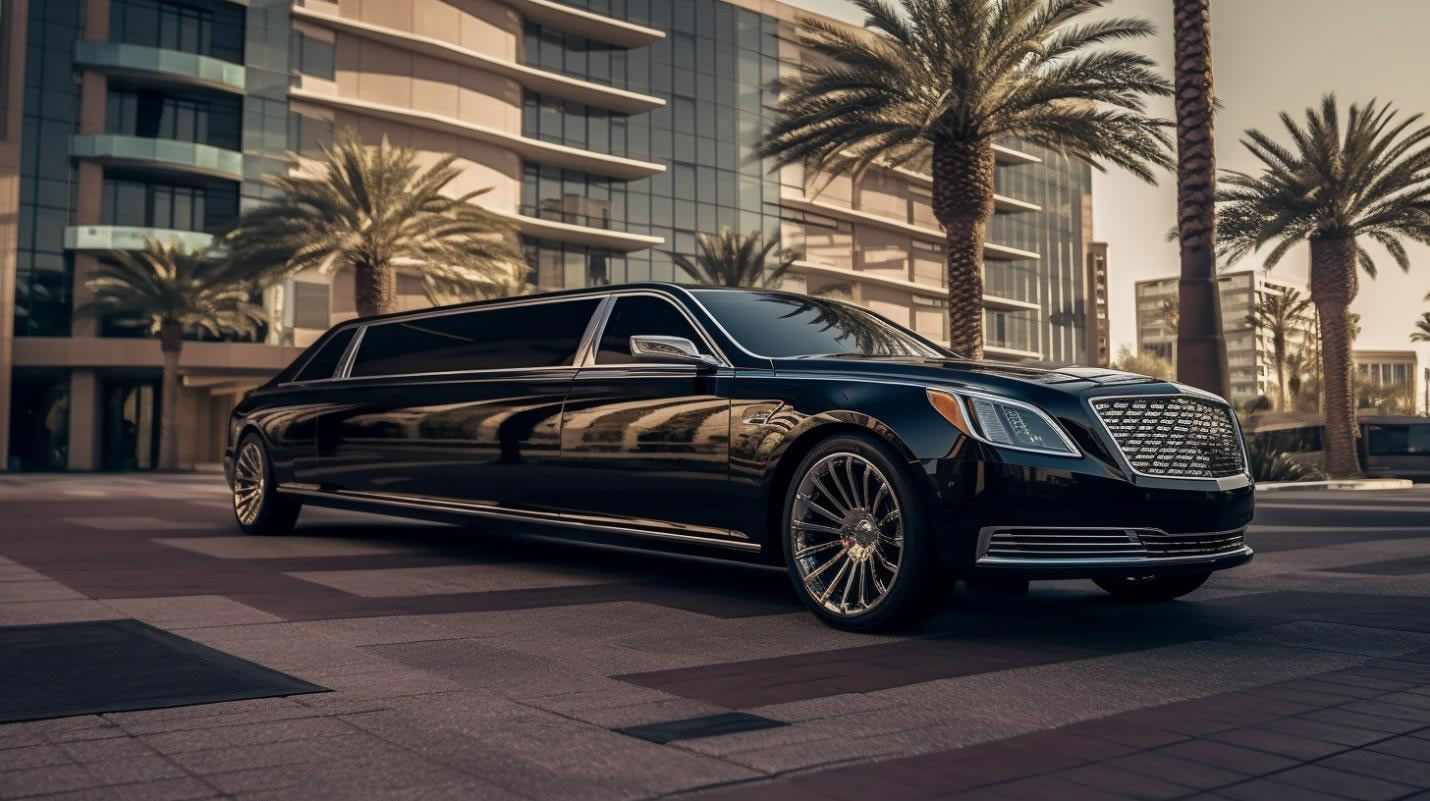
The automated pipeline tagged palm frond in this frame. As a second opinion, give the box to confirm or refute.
[671,229,797,289]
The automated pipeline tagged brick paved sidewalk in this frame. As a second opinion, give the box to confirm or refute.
[694,654,1430,801]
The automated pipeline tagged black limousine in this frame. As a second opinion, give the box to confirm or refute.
[226,284,1253,631]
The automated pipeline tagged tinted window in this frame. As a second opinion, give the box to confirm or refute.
[350,299,599,377]
[693,290,946,358]
[596,295,708,364]
[294,327,355,382]
[1366,424,1430,456]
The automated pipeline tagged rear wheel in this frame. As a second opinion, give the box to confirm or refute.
[1093,572,1210,602]
[233,434,301,535]
[782,434,942,632]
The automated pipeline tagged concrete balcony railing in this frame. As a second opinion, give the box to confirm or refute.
[64,225,215,252]
[70,134,244,182]
[73,40,245,94]
[291,5,662,114]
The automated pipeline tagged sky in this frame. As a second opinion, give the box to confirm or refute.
[783,0,1430,368]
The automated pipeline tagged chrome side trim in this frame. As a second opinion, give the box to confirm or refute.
[975,524,1250,568]
[335,324,366,380]
[1085,392,1251,484]
[276,485,761,552]
[573,294,616,367]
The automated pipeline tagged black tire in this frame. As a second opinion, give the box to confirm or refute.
[1093,572,1211,602]
[782,432,943,632]
[232,433,301,535]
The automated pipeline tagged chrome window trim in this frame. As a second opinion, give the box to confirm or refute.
[683,288,949,362]
[277,484,760,552]
[581,288,731,369]
[276,324,362,387]
[1085,392,1251,483]
[573,294,616,367]
[337,294,608,382]
[335,324,366,380]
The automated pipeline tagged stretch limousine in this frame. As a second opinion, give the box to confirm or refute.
[226,284,1254,630]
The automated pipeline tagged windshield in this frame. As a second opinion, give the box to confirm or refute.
[692,290,950,359]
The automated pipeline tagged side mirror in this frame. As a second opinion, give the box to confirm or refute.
[629,335,721,369]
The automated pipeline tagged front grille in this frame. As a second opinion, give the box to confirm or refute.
[1091,396,1246,478]
[980,527,1247,562]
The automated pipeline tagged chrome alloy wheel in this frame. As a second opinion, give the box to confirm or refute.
[233,440,266,526]
[791,452,904,616]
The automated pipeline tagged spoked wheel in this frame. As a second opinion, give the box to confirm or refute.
[232,433,300,535]
[1093,572,1210,602]
[783,434,941,631]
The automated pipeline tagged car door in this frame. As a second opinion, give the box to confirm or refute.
[557,292,737,541]
[249,325,357,487]
[312,297,603,514]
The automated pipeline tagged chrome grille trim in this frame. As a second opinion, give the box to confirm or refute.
[1090,394,1247,479]
[976,526,1248,567]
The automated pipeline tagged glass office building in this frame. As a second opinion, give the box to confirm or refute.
[0,0,1100,471]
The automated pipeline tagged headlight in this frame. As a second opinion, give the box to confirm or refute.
[926,389,1080,456]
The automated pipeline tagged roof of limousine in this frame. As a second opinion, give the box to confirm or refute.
[336,282,796,327]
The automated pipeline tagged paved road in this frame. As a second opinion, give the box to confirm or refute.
[2,476,1430,800]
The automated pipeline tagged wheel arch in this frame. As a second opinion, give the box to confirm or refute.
[759,411,923,565]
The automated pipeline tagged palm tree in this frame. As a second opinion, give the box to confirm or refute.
[422,266,535,308]
[672,229,796,288]
[1247,287,1312,411]
[760,0,1172,358]
[226,127,522,317]
[78,238,265,470]
[1218,96,1430,476]
[1171,0,1229,398]
[1411,312,1430,343]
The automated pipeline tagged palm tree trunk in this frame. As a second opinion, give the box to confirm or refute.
[1310,236,1360,478]
[1273,333,1287,411]
[354,261,396,317]
[932,139,995,359]
[158,321,183,471]
[1172,0,1230,398]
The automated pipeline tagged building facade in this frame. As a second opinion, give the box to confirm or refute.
[2,0,1100,471]
[1354,349,1422,415]
[1134,268,1314,405]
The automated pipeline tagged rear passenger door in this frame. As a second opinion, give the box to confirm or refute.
[557,293,735,540]
[313,297,602,514]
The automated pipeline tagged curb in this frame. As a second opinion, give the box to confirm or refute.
[1255,478,1414,492]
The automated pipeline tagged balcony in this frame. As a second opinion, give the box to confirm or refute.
[509,208,663,252]
[70,134,244,182]
[73,41,245,94]
[291,6,662,114]
[502,0,664,47]
[289,89,665,180]
[781,195,1041,262]
[64,225,214,252]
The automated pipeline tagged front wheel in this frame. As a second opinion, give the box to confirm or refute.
[1094,572,1210,602]
[782,434,942,632]
[232,434,301,535]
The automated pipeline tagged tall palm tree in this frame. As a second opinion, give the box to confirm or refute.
[422,268,535,308]
[760,0,1172,358]
[672,229,796,288]
[1171,0,1229,397]
[226,127,522,317]
[1411,312,1430,342]
[1219,96,1430,476]
[1247,287,1313,411]
[78,238,265,471]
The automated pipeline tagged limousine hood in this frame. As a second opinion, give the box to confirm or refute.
[777,356,1168,397]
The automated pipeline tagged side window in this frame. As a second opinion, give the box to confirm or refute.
[595,295,709,365]
[349,299,600,377]
[293,327,355,382]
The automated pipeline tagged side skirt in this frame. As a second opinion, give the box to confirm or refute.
[278,484,762,555]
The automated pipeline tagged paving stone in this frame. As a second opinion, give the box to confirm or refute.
[1318,748,1430,787]
[1155,739,1299,776]
[1057,763,1197,801]
[1270,764,1418,801]
[1103,750,1248,790]
[0,744,71,771]
[1206,726,1352,761]
[0,764,104,799]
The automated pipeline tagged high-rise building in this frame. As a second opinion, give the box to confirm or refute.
[1,0,1100,472]
[1134,268,1314,404]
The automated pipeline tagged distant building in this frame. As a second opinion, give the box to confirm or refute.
[1354,350,1421,414]
[1134,268,1313,404]
[1085,241,1109,368]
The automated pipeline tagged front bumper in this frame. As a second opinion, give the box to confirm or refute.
[922,448,1256,579]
